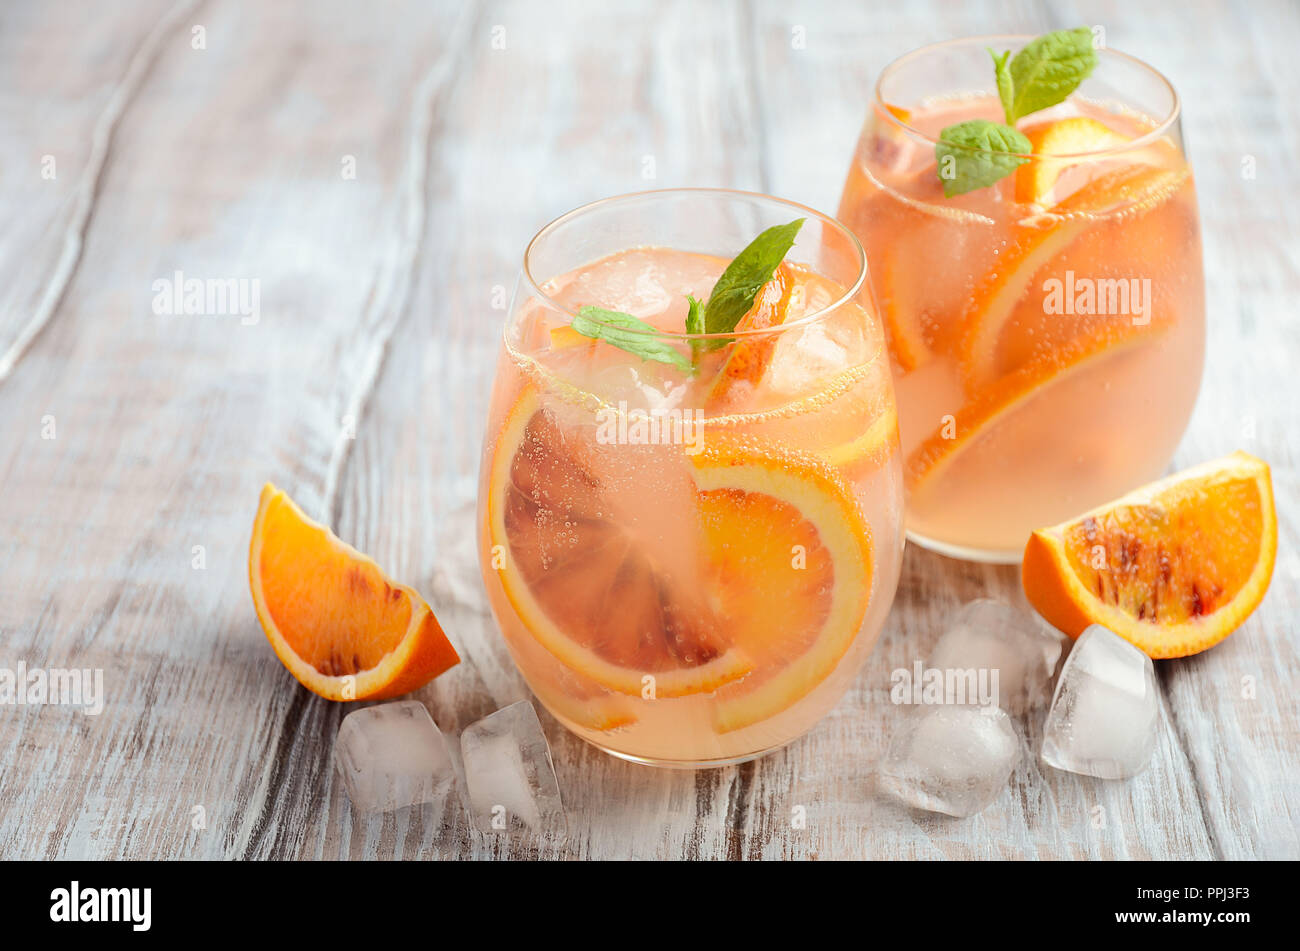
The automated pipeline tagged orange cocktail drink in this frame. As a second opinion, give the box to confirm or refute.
[478,190,903,766]
[839,32,1205,561]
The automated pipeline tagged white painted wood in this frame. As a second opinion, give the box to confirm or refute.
[0,0,1295,860]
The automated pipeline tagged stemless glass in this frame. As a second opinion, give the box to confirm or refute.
[838,36,1205,562]
[477,189,904,767]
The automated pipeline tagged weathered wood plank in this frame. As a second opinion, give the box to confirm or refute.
[0,0,188,378]
[0,0,1295,861]
[0,0,479,859]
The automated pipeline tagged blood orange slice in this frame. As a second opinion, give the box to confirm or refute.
[486,391,749,698]
[694,439,875,733]
[249,484,460,700]
[1022,452,1276,658]
[486,389,873,729]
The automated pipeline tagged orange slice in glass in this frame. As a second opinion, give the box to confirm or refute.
[883,104,911,124]
[839,162,991,376]
[906,324,1166,498]
[249,484,460,700]
[959,164,1189,388]
[705,263,796,409]
[1022,452,1276,657]
[1014,117,1131,205]
[485,389,873,730]
[694,439,874,733]
[817,402,898,470]
[548,324,596,351]
[873,239,929,373]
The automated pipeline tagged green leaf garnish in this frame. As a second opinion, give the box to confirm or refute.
[990,48,1014,125]
[571,305,692,373]
[568,219,803,372]
[1006,27,1098,122]
[696,218,804,352]
[684,294,705,360]
[935,120,1031,197]
[685,294,705,335]
[934,28,1098,195]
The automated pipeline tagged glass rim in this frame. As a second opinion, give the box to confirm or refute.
[520,187,868,341]
[873,34,1182,161]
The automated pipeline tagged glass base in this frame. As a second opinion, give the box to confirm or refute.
[906,530,1023,565]
[577,733,796,769]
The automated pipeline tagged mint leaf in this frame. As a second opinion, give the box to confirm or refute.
[572,305,692,373]
[684,294,705,361]
[934,28,1096,197]
[990,48,1014,125]
[1007,27,1097,122]
[685,294,704,335]
[699,219,803,348]
[935,120,1031,197]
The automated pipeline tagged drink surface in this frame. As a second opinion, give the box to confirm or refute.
[478,246,903,764]
[839,94,1205,559]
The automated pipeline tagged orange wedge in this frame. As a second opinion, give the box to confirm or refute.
[249,484,460,700]
[705,263,795,408]
[486,389,873,730]
[960,164,1189,388]
[1023,452,1276,658]
[1014,117,1131,205]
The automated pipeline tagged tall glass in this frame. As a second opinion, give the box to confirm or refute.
[839,36,1205,562]
[477,189,904,766]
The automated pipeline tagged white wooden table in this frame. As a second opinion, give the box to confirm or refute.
[1,0,1296,860]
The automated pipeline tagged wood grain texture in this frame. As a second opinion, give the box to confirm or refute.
[0,0,1296,860]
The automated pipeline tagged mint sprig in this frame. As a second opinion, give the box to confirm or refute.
[566,218,803,371]
[937,120,1032,197]
[1006,27,1098,122]
[990,48,1014,123]
[570,306,692,373]
[696,218,803,352]
[685,294,704,335]
[935,27,1099,196]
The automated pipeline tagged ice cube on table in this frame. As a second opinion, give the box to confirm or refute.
[1041,624,1160,779]
[461,700,565,835]
[334,701,455,814]
[927,599,1065,714]
[878,705,1020,817]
